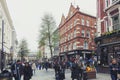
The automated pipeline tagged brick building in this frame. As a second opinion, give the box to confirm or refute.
[95,0,120,73]
[59,4,96,60]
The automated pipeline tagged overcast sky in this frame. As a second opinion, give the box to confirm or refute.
[6,0,96,52]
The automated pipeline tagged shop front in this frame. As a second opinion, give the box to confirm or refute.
[65,49,94,61]
[95,31,120,73]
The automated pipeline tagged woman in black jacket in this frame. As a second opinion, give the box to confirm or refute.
[23,62,33,80]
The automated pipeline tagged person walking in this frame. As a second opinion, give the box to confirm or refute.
[11,60,23,80]
[118,58,120,80]
[23,62,33,80]
[109,59,118,80]
[32,62,36,74]
[59,60,66,80]
[44,61,49,71]
[71,59,81,80]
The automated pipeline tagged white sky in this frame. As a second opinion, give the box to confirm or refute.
[6,0,96,52]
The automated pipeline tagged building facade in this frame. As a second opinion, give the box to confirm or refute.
[95,0,120,73]
[59,4,96,60]
[0,0,17,69]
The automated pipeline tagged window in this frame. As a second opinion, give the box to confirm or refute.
[81,19,84,25]
[73,42,77,49]
[68,26,70,31]
[112,14,120,30]
[86,20,89,26]
[74,19,80,26]
[68,34,71,40]
[65,36,66,42]
[86,30,90,38]
[74,20,77,26]
[68,43,71,51]
[84,41,88,49]
[81,30,85,37]
[106,0,109,7]
[70,24,72,29]
[74,29,76,38]
[112,0,118,3]
[71,33,73,39]
[64,45,67,51]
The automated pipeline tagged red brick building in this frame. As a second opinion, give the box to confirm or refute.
[59,4,96,60]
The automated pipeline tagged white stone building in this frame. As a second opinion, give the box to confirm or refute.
[0,0,17,68]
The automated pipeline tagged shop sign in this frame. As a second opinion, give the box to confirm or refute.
[102,36,120,44]
[82,51,91,54]
[68,52,75,55]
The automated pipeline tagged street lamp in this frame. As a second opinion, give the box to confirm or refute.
[1,19,4,72]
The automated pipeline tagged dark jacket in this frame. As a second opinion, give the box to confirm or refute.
[71,62,81,79]
[23,65,33,80]
[11,62,23,79]
[109,64,118,75]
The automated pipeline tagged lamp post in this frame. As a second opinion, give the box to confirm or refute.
[1,19,4,71]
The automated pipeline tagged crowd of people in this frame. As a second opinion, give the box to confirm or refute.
[4,55,120,80]
[10,60,36,80]
[52,55,97,80]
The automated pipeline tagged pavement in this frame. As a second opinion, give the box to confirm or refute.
[13,69,111,80]
[31,69,111,80]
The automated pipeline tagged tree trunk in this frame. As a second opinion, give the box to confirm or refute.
[48,24,53,58]
[49,45,53,57]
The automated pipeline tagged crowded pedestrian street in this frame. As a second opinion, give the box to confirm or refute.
[0,0,120,80]
[21,69,111,80]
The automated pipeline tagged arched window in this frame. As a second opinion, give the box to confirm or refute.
[84,41,88,49]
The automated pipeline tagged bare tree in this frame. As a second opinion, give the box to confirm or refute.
[38,13,56,57]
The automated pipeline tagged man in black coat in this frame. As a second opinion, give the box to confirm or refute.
[23,62,33,80]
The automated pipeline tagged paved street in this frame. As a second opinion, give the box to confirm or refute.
[28,69,111,80]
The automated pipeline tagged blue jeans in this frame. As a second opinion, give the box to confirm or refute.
[111,74,117,80]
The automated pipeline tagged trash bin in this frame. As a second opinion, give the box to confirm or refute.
[0,70,12,80]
